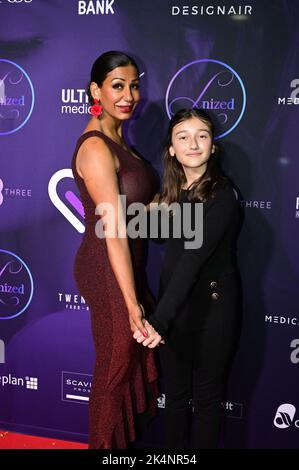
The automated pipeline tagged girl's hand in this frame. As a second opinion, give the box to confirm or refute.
[133,320,164,348]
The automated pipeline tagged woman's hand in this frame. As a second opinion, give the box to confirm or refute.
[133,319,164,348]
[128,303,148,337]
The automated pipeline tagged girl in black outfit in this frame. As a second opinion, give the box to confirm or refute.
[134,108,240,449]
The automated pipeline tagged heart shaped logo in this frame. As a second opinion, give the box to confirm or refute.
[48,169,85,233]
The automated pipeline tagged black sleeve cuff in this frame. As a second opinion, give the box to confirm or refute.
[147,315,168,340]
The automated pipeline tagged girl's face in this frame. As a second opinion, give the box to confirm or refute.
[91,65,140,121]
[169,116,215,172]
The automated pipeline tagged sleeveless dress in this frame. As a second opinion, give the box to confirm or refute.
[71,130,159,449]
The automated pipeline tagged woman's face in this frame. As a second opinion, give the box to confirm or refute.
[169,116,215,172]
[91,65,140,121]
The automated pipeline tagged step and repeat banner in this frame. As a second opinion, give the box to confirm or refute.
[1,0,299,448]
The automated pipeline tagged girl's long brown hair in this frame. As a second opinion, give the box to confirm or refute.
[160,108,226,204]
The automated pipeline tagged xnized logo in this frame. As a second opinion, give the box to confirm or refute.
[0,59,35,136]
[274,404,299,429]
[166,59,246,139]
[0,249,34,320]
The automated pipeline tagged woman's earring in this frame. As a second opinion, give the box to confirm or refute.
[90,98,103,117]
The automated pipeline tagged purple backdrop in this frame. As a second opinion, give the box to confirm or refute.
[1,0,299,448]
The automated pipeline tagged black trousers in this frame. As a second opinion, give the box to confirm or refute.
[159,273,239,449]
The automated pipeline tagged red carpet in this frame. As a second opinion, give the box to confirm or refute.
[0,430,88,449]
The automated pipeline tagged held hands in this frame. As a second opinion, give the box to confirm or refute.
[129,303,165,348]
[133,319,164,349]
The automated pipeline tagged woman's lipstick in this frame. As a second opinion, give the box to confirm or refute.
[117,105,133,113]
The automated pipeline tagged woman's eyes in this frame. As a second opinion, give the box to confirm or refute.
[112,83,124,89]
[112,83,139,90]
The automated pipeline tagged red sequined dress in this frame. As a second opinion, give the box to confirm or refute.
[72,130,159,449]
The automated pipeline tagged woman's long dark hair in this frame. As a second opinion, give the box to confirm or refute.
[87,51,139,104]
[161,108,226,204]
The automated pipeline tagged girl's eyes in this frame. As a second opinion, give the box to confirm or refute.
[178,134,208,140]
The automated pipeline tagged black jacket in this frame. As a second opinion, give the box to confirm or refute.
[148,182,239,338]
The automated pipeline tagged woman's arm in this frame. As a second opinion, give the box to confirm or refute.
[77,137,147,336]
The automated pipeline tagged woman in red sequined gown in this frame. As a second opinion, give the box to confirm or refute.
[71,52,160,449]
